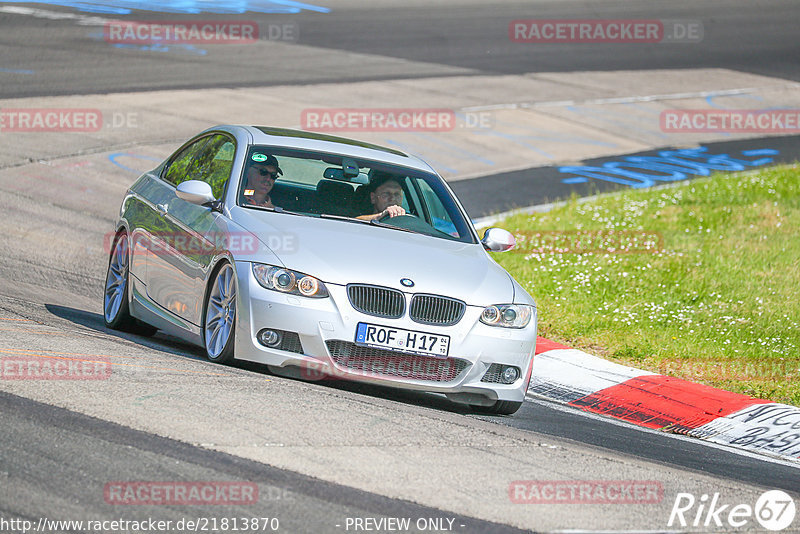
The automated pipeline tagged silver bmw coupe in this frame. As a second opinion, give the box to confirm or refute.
[104,125,537,414]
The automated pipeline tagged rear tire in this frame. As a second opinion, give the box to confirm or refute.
[103,233,157,337]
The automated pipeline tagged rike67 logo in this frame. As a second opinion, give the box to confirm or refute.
[668,490,796,531]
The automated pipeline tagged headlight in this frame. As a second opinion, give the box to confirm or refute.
[252,263,329,298]
[480,304,533,328]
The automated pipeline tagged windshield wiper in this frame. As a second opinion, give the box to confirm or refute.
[368,218,418,234]
[245,205,310,217]
[318,213,371,224]
[274,206,309,216]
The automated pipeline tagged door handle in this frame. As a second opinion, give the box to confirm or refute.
[156,203,168,215]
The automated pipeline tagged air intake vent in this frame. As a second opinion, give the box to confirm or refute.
[326,340,469,382]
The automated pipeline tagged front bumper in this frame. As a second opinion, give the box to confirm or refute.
[233,261,537,403]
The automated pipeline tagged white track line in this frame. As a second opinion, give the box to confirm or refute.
[0,6,112,25]
[461,86,800,112]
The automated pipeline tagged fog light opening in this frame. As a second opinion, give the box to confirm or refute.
[501,366,520,384]
[257,329,283,348]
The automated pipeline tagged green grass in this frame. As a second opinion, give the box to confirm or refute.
[491,164,800,406]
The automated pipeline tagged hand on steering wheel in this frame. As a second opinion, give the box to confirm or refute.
[377,205,408,220]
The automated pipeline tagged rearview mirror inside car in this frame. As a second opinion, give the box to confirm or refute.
[323,167,368,184]
[342,157,360,177]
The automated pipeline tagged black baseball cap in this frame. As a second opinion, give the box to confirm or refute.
[250,152,283,175]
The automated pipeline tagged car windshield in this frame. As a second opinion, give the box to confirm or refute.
[237,146,476,243]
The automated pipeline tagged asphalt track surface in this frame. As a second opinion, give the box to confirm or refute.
[0,0,798,98]
[1,1,800,532]
[0,391,527,534]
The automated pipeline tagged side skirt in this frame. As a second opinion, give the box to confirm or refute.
[129,274,204,347]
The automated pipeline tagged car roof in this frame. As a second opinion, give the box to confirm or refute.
[211,125,437,174]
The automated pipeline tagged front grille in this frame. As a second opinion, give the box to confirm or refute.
[326,340,469,382]
[347,284,405,318]
[409,294,466,326]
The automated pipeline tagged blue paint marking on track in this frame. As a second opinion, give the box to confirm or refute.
[705,93,763,109]
[740,148,780,166]
[268,0,330,13]
[112,42,207,55]
[109,152,161,174]
[4,1,330,14]
[0,68,35,74]
[558,146,779,188]
[84,31,208,55]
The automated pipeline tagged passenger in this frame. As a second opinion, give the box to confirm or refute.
[357,173,406,221]
[243,153,282,208]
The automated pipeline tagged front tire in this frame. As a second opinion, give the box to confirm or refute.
[103,233,157,336]
[491,400,523,415]
[473,400,523,416]
[203,262,236,363]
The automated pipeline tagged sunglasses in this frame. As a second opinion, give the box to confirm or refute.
[254,167,279,179]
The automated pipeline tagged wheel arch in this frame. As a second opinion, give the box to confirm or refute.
[107,223,130,262]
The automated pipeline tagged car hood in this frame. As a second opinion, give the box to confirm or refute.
[231,208,515,306]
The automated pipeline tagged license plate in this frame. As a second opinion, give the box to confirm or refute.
[355,323,450,358]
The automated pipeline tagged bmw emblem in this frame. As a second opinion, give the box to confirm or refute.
[400,278,414,287]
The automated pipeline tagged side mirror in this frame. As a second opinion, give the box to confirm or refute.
[481,227,516,252]
[176,180,216,206]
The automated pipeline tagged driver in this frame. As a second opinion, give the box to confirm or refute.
[243,153,282,208]
[357,173,406,221]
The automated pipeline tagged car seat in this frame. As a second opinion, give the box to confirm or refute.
[315,179,356,217]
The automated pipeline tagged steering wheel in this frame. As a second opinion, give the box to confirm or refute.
[378,212,416,222]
